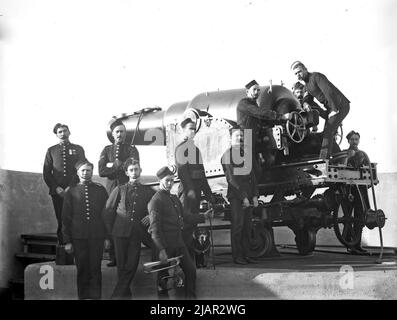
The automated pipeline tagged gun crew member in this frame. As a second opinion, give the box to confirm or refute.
[343,130,370,255]
[345,131,370,168]
[99,119,140,267]
[237,80,290,176]
[102,159,155,299]
[175,117,215,267]
[292,81,328,120]
[43,123,86,244]
[62,160,108,300]
[221,126,259,265]
[148,166,213,299]
[291,61,350,159]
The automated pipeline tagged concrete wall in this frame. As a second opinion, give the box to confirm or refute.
[0,169,396,290]
[0,169,56,288]
[0,169,109,289]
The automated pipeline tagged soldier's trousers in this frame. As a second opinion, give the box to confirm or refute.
[320,104,350,159]
[180,190,204,265]
[72,238,104,300]
[51,194,64,244]
[229,198,252,260]
[112,233,142,299]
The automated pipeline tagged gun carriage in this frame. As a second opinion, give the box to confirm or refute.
[108,85,385,257]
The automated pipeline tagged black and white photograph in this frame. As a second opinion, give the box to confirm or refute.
[0,0,396,309]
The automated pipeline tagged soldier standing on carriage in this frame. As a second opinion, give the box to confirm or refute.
[98,119,140,267]
[237,80,290,175]
[291,61,350,160]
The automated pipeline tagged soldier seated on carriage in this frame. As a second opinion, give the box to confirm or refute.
[292,81,328,133]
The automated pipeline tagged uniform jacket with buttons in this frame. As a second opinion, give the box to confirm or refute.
[62,181,108,244]
[98,143,140,194]
[174,139,213,202]
[221,146,259,201]
[102,182,155,238]
[148,189,205,251]
[304,72,350,113]
[43,142,86,195]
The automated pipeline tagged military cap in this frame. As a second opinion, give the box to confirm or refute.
[346,130,360,141]
[53,123,69,134]
[75,159,93,171]
[156,165,177,179]
[180,117,195,128]
[110,119,125,132]
[245,80,258,90]
[290,61,306,70]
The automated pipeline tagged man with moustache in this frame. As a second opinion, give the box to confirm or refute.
[148,166,213,299]
[237,80,290,176]
[99,119,140,266]
[62,160,108,300]
[221,126,259,265]
[43,123,86,244]
[343,130,370,255]
[292,81,327,133]
[345,131,370,168]
[291,61,350,159]
[103,158,155,299]
[175,117,215,267]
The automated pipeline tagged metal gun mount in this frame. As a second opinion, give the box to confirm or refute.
[108,85,386,258]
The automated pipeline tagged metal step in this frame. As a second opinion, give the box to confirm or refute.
[15,252,56,261]
[20,233,58,255]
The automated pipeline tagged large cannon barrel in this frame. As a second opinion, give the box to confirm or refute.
[106,101,189,146]
[187,85,300,122]
[107,85,300,145]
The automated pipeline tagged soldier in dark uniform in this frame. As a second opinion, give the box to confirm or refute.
[291,61,350,159]
[344,130,370,255]
[99,119,140,266]
[237,80,289,176]
[345,131,370,168]
[292,81,328,121]
[148,166,213,299]
[43,123,86,244]
[62,160,108,300]
[221,127,259,265]
[175,117,214,267]
[102,158,155,299]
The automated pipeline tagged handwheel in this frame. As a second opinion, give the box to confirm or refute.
[334,124,343,145]
[286,111,306,143]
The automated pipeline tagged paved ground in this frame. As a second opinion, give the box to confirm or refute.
[207,245,397,272]
[25,245,397,300]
